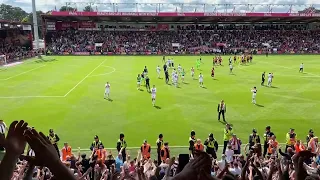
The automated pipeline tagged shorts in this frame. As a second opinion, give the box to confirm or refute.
[252,94,256,99]
[191,72,194,76]
[152,95,156,99]
[199,80,203,83]
[181,75,184,78]
[105,89,110,93]
[211,73,214,77]
[137,82,141,85]
[300,68,303,71]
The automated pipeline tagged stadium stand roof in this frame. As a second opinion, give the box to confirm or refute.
[42,3,320,23]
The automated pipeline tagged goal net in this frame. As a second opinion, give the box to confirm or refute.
[0,55,7,66]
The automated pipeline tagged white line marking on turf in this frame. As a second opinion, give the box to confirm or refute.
[88,66,116,77]
[259,61,320,77]
[0,65,46,81]
[0,95,64,99]
[63,60,106,97]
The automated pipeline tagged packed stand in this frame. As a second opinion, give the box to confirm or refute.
[45,25,320,55]
[0,31,36,64]
[0,119,320,180]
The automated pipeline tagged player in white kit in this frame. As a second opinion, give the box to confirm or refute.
[156,65,161,78]
[251,86,257,104]
[191,67,195,79]
[199,73,204,87]
[173,73,179,87]
[178,64,182,74]
[104,82,111,99]
[299,63,304,73]
[171,69,176,83]
[229,63,233,74]
[267,73,272,87]
[151,85,156,106]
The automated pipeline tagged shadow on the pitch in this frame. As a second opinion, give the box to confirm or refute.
[183,82,189,85]
[213,78,219,81]
[255,104,264,107]
[193,78,198,80]
[230,73,236,76]
[139,89,144,91]
[158,77,163,79]
[202,86,207,89]
[107,98,113,102]
[154,105,161,109]
[218,120,228,125]
[270,86,279,89]
[176,86,181,89]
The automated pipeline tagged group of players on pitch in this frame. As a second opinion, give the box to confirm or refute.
[104,55,304,107]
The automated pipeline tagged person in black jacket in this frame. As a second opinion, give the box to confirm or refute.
[263,126,274,157]
[165,70,169,84]
[156,134,164,165]
[249,129,261,150]
[217,100,226,122]
[204,133,218,159]
[116,133,127,162]
[47,129,60,156]
[306,129,315,144]
[189,130,196,156]
[261,72,266,86]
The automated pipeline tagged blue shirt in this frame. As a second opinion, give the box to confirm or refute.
[115,157,123,172]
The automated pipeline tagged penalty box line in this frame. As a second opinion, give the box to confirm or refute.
[63,60,107,97]
[0,65,46,81]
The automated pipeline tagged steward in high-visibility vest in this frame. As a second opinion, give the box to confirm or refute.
[285,128,297,152]
[249,129,260,150]
[156,134,164,165]
[47,129,60,157]
[223,124,233,154]
[306,129,315,144]
[96,145,106,162]
[204,133,218,159]
[117,133,127,162]
[263,126,274,158]
[160,142,170,162]
[189,130,196,155]
[141,140,151,160]
[194,139,204,151]
[90,135,104,151]
[61,142,72,161]
[295,140,305,153]
[308,137,318,153]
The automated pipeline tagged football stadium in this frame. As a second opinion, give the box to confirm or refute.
[1,2,320,179]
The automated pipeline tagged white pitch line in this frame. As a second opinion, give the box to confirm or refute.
[0,65,46,81]
[259,61,320,77]
[0,95,64,99]
[88,66,116,77]
[63,60,106,97]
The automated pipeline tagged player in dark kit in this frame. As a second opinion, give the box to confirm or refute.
[261,72,265,86]
[162,55,165,63]
[211,67,215,78]
[165,70,169,84]
[145,76,150,92]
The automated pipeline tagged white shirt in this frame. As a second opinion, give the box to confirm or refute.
[268,74,272,79]
[230,64,233,69]
[0,122,7,134]
[105,83,110,89]
[251,89,257,94]
[217,159,226,170]
[156,67,161,72]
[199,75,203,80]
[151,88,156,95]
[229,167,241,176]
[300,64,304,68]
[225,149,234,163]
[178,66,182,71]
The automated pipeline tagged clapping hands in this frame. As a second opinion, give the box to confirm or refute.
[5,120,28,156]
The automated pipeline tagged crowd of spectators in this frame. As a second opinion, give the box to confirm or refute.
[0,30,36,64]
[1,120,320,180]
[45,26,320,55]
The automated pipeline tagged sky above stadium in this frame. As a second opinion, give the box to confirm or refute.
[2,0,320,13]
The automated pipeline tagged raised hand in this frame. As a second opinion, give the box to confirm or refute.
[5,120,28,155]
[24,129,60,167]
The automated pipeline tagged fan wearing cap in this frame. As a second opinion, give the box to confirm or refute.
[189,130,196,156]
[156,134,164,165]
[117,133,127,161]
[47,129,60,156]
[141,139,151,160]
[306,129,315,144]
[90,135,104,151]
[263,126,274,157]
[204,133,218,159]
[249,129,260,150]
[285,128,297,153]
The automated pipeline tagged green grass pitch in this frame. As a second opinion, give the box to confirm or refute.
[1,55,320,156]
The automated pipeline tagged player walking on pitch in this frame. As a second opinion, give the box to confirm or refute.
[199,73,204,87]
[151,85,156,106]
[251,87,257,104]
[191,67,195,79]
[156,65,161,78]
[181,69,185,83]
[299,63,304,73]
[104,82,111,99]
[229,63,233,74]
[137,74,141,90]
[267,73,273,87]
